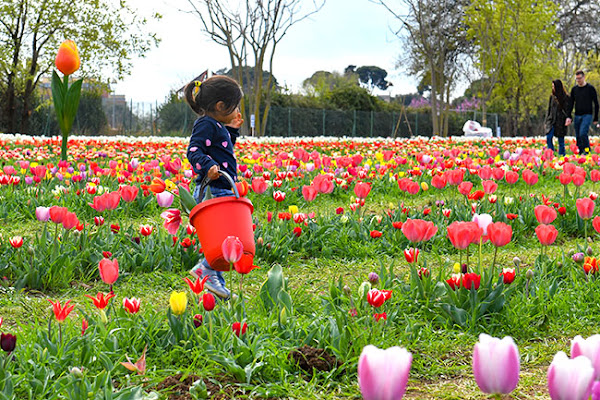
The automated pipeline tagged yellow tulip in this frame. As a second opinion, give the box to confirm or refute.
[288,205,299,214]
[169,291,187,316]
[421,182,429,191]
[55,40,80,76]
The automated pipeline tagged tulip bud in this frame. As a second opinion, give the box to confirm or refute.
[461,263,468,274]
[513,257,521,268]
[587,246,594,256]
[368,272,379,285]
[280,307,288,325]
[256,237,264,246]
[526,269,534,280]
[573,252,586,264]
[343,285,352,296]
[70,367,84,378]
[453,263,461,274]
[27,246,35,256]
[358,282,372,299]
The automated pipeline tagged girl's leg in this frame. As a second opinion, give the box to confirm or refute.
[546,127,555,151]
[558,136,565,156]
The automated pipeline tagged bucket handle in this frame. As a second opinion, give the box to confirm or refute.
[198,170,240,200]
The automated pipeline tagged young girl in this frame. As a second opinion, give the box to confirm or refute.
[184,75,243,299]
[545,79,571,156]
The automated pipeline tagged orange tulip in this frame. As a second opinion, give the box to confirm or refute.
[55,40,80,76]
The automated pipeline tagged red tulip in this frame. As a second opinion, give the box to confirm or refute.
[149,177,166,194]
[99,258,119,285]
[234,253,260,274]
[573,173,586,187]
[49,206,68,224]
[522,169,538,186]
[591,170,600,182]
[82,318,88,335]
[534,205,557,225]
[431,174,446,189]
[221,236,244,263]
[446,274,462,290]
[201,292,216,311]
[535,224,558,246]
[373,312,387,321]
[302,185,317,202]
[501,268,516,284]
[55,40,80,76]
[251,178,268,194]
[482,180,497,194]
[61,211,79,230]
[593,216,600,234]
[235,180,249,197]
[505,171,519,184]
[123,297,141,314]
[84,292,115,310]
[367,289,392,308]
[559,173,572,186]
[184,276,210,294]
[48,299,75,322]
[354,182,371,199]
[462,273,481,290]
[487,222,512,247]
[9,236,23,248]
[313,174,334,194]
[447,221,482,250]
[576,198,595,220]
[273,190,286,202]
[292,226,302,237]
[401,219,438,243]
[370,230,382,238]
[94,216,105,226]
[403,248,419,264]
[458,181,473,196]
[232,321,248,336]
[583,257,598,274]
[120,185,139,202]
[193,314,203,328]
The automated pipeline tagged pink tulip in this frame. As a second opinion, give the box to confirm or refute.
[221,236,243,263]
[99,258,119,285]
[156,191,174,207]
[535,224,558,246]
[472,213,493,235]
[302,185,317,202]
[548,351,594,400]
[251,177,268,194]
[358,345,412,400]
[472,334,520,395]
[487,222,512,247]
[401,219,438,243]
[576,198,595,220]
[160,209,181,235]
[571,335,600,380]
[120,185,139,202]
[354,182,371,199]
[534,205,557,225]
[35,206,51,222]
[481,180,497,194]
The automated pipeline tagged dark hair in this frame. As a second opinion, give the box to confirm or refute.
[576,70,585,77]
[552,79,568,109]
[184,75,243,116]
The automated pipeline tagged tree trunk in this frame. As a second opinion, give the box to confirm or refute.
[428,58,439,135]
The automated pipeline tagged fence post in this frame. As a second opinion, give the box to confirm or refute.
[352,110,356,137]
[288,107,292,137]
[322,108,326,136]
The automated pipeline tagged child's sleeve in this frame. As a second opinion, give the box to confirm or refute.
[187,122,219,181]
[226,126,240,145]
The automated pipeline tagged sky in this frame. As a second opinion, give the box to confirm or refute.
[113,0,418,104]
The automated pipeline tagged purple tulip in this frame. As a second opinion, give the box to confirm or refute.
[156,191,174,208]
[592,381,600,400]
[571,335,600,380]
[35,206,51,222]
[548,351,594,400]
[0,333,16,353]
[472,334,519,395]
[25,177,33,185]
[358,345,412,400]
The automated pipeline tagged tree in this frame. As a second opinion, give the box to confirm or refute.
[355,66,392,92]
[375,0,469,136]
[302,70,357,96]
[215,66,279,94]
[158,92,197,136]
[0,0,159,134]
[74,89,107,136]
[186,0,325,136]
[325,85,381,111]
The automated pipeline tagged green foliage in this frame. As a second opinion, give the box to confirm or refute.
[75,89,108,136]
[325,85,382,111]
[355,66,391,91]
[51,72,83,160]
[157,93,196,136]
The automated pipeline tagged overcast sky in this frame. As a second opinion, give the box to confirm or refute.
[113,0,418,104]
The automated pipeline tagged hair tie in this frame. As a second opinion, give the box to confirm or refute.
[194,81,202,87]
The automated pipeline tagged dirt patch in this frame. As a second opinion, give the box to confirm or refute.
[155,373,241,400]
[288,345,340,373]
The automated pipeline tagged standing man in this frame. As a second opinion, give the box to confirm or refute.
[566,70,599,155]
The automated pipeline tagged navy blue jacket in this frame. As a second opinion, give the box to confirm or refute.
[186,115,239,189]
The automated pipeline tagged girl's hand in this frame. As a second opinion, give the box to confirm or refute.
[208,165,219,180]
[227,112,244,129]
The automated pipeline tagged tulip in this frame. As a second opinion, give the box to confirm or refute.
[446,274,462,290]
[84,292,115,310]
[98,258,119,285]
[202,292,216,311]
[571,335,600,380]
[0,333,16,353]
[584,257,599,274]
[193,314,203,328]
[366,289,392,308]
[61,211,79,230]
[447,221,482,250]
[403,248,419,264]
[120,346,147,375]
[232,321,248,336]
[505,170,519,184]
[55,40,80,76]
[48,299,75,322]
[458,181,473,196]
[501,268,516,284]
[36,206,51,222]
[481,180,497,194]
[120,185,139,202]
[156,191,174,207]
[123,297,141,314]
[401,219,438,243]
[354,182,371,199]
[221,236,244,264]
[235,180,249,196]
[273,190,286,202]
[472,213,493,235]
[169,291,187,316]
[234,253,260,274]
[522,169,538,185]
[534,205,557,225]
[302,185,317,202]
[373,312,387,321]
[184,276,209,295]
[487,222,512,247]
[547,351,594,400]
[160,208,182,235]
[81,318,88,336]
[472,334,520,395]
[94,216,105,226]
[358,345,412,400]
[462,273,481,290]
[535,224,558,246]
[576,198,595,220]
[149,177,166,194]
[139,224,153,237]
[49,206,68,224]
[9,236,23,248]
[370,230,382,238]
[251,177,268,194]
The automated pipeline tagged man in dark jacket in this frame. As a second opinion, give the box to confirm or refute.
[566,70,599,155]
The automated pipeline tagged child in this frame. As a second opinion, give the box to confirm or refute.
[184,75,243,299]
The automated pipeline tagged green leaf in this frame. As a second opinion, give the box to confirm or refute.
[51,71,66,127]
[62,78,83,134]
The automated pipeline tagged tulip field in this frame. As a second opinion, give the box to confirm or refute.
[5,133,600,399]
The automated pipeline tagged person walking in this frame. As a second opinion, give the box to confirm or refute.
[544,79,570,156]
[566,70,599,155]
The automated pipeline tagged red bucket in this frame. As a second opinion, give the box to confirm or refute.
[188,176,255,271]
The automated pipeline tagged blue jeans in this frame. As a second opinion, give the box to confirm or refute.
[546,127,565,156]
[574,114,592,154]
[192,185,234,285]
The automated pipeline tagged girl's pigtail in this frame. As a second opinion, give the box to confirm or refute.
[184,81,201,114]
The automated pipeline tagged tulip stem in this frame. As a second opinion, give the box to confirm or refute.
[208,312,213,346]
[478,238,482,274]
